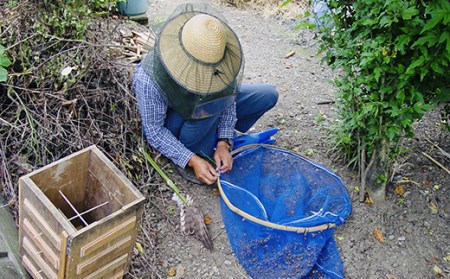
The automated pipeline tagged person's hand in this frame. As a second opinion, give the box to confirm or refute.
[188,155,218,185]
[214,141,233,173]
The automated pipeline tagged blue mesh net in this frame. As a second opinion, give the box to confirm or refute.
[219,145,352,278]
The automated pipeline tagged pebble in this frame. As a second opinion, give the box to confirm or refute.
[424,221,431,228]
[388,235,395,240]
[398,236,406,241]
[224,260,232,266]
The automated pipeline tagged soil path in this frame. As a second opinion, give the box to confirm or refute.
[135,1,450,278]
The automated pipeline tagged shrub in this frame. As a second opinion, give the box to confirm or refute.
[318,0,450,200]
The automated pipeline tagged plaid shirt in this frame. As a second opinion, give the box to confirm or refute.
[133,60,236,168]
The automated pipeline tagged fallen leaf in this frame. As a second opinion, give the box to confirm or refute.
[204,215,213,225]
[365,195,374,206]
[429,203,439,214]
[432,265,443,277]
[335,235,344,241]
[373,228,384,243]
[284,61,294,69]
[422,180,432,188]
[443,255,450,262]
[61,66,73,76]
[305,148,314,157]
[278,86,288,93]
[135,242,144,254]
[167,266,177,277]
[212,188,220,197]
[175,264,185,279]
[395,185,405,196]
[284,50,296,58]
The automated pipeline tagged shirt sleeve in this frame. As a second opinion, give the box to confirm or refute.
[217,101,237,139]
[133,65,194,167]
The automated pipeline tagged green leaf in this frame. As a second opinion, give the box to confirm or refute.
[0,56,11,67]
[0,67,7,82]
[421,12,444,33]
[396,91,405,104]
[431,61,444,75]
[402,7,419,20]
[411,33,438,48]
[374,66,382,82]
[438,31,450,44]
[420,68,429,81]
[406,56,425,74]
[439,31,450,53]
[379,15,392,27]
[396,34,411,54]
[281,0,291,8]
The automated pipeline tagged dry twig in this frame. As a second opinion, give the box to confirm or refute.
[422,152,450,175]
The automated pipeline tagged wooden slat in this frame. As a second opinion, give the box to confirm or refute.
[112,270,124,279]
[58,231,69,279]
[76,235,131,274]
[24,198,61,249]
[23,237,58,279]
[84,253,128,279]
[80,216,136,257]
[23,218,59,269]
[22,255,45,279]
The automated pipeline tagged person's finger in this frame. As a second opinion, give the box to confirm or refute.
[214,155,221,170]
[200,171,217,185]
[219,154,233,173]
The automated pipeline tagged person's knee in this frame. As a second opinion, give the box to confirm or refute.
[263,84,279,109]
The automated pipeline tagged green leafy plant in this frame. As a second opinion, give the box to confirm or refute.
[0,45,12,82]
[39,0,123,39]
[318,0,450,201]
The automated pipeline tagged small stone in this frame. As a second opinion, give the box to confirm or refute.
[393,175,403,182]
[398,236,406,241]
[388,235,395,240]
[224,260,232,266]
[424,221,431,228]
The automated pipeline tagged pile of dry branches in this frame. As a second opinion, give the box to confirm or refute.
[219,0,310,19]
[0,2,166,277]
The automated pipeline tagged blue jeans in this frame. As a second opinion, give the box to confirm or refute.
[165,83,278,157]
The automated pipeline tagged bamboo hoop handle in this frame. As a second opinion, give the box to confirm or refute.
[218,143,336,233]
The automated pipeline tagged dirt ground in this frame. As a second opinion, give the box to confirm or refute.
[2,0,447,278]
[121,1,450,279]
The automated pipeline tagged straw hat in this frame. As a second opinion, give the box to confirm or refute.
[156,6,243,94]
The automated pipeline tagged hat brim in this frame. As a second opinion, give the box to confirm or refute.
[157,11,243,94]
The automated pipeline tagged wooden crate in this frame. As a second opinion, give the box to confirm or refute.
[18,145,145,279]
